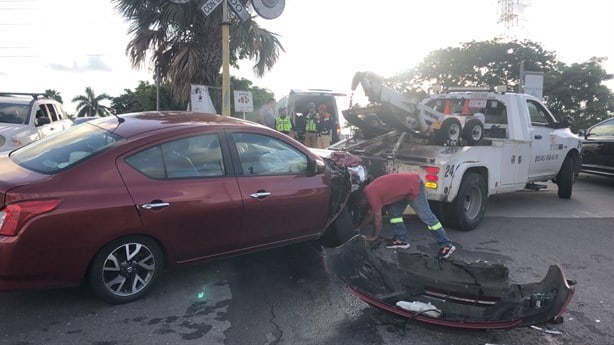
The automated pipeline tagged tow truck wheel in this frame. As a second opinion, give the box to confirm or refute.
[462,119,484,145]
[556,156,574,199]
[436,117,462,145]
[447,172,487,231]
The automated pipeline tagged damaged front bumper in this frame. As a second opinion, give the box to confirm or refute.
[324,235,575,329]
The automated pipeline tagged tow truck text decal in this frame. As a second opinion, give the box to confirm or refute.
[534,154,559,162]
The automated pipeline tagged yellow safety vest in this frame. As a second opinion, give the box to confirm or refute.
[276,117,292,133]
[305,113,318,132]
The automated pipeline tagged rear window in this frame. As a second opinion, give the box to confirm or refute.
[10,124,123,174]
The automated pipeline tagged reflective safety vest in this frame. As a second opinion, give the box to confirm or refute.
[305,113,318,132]
[276,116,292,133]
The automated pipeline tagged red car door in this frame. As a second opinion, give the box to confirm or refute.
[116,133,243,263]
[230,132,329,247]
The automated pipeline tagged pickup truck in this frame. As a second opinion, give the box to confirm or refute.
[337,87,582,230]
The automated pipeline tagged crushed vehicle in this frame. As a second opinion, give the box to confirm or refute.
[324,235,575,329]
[0,112,357,304]
[336,72,582,230]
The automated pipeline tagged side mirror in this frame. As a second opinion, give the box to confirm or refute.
[306,157,324,175]
[558,116,575,128]
[577,129,586,138]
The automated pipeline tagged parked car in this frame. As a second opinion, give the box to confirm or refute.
[0,112,355,304]
[0,92,73,152]
[73,116,101,125]
[579,117,614,177]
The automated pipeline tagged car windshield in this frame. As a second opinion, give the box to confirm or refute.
[10,124,124,174]
[0,102,30,124]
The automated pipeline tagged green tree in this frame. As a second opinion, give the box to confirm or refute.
[230,76,273,122]
[545,58,614,130]
[391,38,613,130]
[112,0,284,104]
[112,81,183,114]
[72,87,113,117]
[44,89,63,104]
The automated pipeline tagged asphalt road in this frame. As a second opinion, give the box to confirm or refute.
[1,174,613,345]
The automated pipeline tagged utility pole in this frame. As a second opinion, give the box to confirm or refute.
[221,1,231,116]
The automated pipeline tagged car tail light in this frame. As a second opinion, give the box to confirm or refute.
[423,166,440,189]
[0,199,61,236]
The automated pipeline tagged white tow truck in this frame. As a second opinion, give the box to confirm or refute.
[337,72,582,231]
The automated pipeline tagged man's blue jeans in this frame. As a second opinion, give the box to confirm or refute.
[384,183,452,247]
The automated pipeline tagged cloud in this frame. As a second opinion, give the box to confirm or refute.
[48,55,112,73]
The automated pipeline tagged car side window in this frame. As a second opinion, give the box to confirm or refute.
[126,134,225,179]
[231,132,308,175]
[45,104,59,122]
[526,100,552,126]
[35,105,51,126]
[590,119,614,136]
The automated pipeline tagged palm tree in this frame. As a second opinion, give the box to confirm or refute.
[45,89,63,103]
[112,0,284,103]
[72,87,113,117]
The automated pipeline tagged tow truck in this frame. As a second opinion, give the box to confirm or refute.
[337,72,582,230]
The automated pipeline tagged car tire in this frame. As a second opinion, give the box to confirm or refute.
[89,236,163,304]
[462,118,484,145]
[436,117,462,145]
[446,172,487,231]
[320,206,354,247]
[428,200,449,226]
[556,156,574,199]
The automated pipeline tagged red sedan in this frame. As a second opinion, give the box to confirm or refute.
[0,112,353,304]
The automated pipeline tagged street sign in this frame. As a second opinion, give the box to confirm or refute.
[234,90,254,112]
[200,0,224,16]
[228,0,250,22]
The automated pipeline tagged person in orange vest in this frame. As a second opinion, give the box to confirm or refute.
[275,107,293,135]
[316,104,332,148]
[349,173,456,259]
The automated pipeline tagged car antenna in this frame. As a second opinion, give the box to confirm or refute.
[111,112,124,123]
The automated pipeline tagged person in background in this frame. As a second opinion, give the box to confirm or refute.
[349,173,456,259]
[293,111,306,143]
[304,102,319,147]
[316,104,332,148]
[275,107,293,135]
[259,98,276,129]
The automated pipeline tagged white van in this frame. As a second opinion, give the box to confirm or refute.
[276,89,346,144]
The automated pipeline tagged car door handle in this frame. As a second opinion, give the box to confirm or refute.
[141,202,170,209]
[534,135,542,139]
[250,192,271,199]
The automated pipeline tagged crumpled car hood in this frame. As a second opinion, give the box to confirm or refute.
[324,235,574,329]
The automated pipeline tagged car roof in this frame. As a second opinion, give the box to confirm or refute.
[93,111,264,138]
[0,96,32,105]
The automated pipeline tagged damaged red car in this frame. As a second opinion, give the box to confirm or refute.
[0,112,355,304]
[325,235,575,329]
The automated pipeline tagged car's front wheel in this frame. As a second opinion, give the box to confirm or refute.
[556,156,575,199]
[89,236,163,304]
